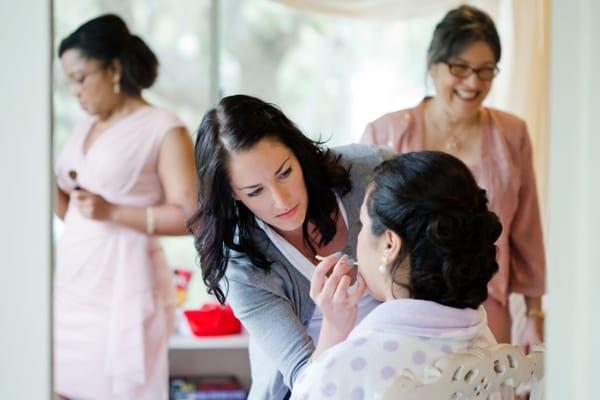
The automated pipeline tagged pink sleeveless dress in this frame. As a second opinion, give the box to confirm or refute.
[54,106,183,399]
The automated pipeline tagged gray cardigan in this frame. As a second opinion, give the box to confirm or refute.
[224,144,392,400]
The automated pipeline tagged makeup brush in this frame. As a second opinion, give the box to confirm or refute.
[315,254,358,266]
[68,170,81,190]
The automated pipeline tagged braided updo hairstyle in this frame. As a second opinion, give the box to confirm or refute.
[58,14,158,96]
[366,151,502,309]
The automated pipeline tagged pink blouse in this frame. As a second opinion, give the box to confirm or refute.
[361,99,545,305]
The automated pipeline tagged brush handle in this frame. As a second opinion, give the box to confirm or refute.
[315,253,358,266]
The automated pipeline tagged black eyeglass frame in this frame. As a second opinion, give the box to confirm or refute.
[442,61,500,81]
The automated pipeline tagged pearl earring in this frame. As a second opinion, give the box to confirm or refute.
[113,80,120,94]
[378,255,388,274]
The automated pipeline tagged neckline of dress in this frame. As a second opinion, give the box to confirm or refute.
[415,97,490,173]
[81,105,153,156]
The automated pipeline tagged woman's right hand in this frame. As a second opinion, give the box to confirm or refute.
[70,189,116,221]
[310,254,367,340]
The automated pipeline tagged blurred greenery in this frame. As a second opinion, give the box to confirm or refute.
[221,0,441,145]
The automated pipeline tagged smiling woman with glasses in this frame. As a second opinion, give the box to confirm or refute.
[361,4,545,353]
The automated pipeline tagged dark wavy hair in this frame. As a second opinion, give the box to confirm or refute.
[58,14,158,96]
[427,5,501,68]
[366,151,502,309]
[187,95,351,304]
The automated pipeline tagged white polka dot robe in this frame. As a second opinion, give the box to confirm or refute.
[291,299,497,400]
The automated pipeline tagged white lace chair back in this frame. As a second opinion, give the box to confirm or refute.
[375,343,544,400]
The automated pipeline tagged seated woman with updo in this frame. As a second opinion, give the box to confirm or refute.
[292,151,503,399]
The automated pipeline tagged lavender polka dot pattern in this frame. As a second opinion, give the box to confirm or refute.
[381,366,397,380]
[352,337,368,346]
[325,357,336,369]
[383,340,399,352]
[412,350,427,365]
[321,382,337,397]
[351,386,365,400]
[350,357,367,371]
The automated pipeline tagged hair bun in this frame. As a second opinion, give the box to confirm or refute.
[427,207,501,253]
[425,207,502,308]
[118,33,158,93]
[367,151,505,309]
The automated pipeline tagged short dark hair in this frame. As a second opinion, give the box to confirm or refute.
[187,95,351,304]
[427,5,501,68]
[366,151,502,309]
[58,14,158,96]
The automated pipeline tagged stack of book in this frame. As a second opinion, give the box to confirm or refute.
[170,375,247,400]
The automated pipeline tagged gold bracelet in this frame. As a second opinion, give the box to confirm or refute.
[146,207,155,235]
[526,308,545,319]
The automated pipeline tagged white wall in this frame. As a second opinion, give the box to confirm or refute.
[0,1,53,399]
[547,0,600,398]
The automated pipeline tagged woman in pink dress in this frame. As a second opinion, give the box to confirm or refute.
[361,5,545,348]
[54,14,196,400]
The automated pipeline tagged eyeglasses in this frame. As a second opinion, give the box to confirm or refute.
[442,61,499,81]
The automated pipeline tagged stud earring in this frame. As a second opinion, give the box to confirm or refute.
[113,80,120,94]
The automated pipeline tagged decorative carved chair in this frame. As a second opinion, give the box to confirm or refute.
[375,343,544,400]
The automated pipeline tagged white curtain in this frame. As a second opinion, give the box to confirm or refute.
[272,0,465,20]
[272,0,550,215]
[492,0,550,220]
[491,0,550,343]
